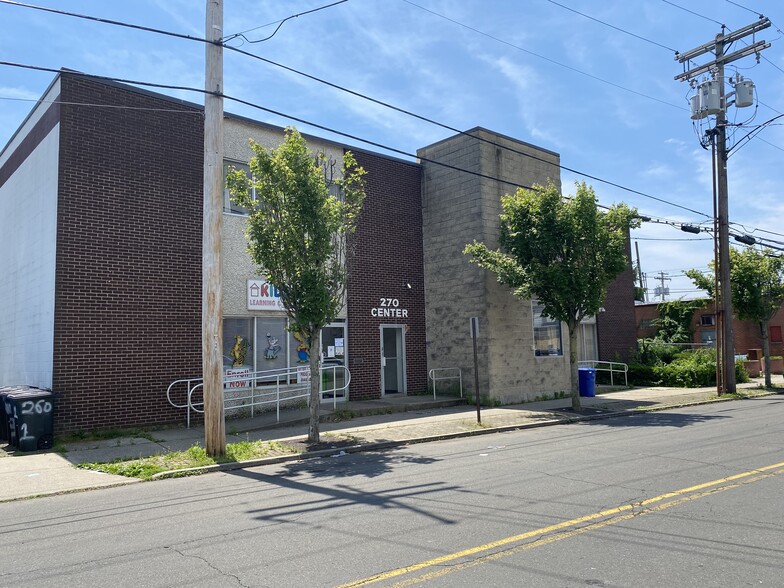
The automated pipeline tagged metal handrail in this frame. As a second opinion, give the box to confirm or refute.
[577,360,628,388]
[166,364,351,428]
[428,367,463,399]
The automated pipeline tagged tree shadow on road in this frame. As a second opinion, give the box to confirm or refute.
[230,448,460,525]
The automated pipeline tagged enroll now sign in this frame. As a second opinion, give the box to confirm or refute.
[247,279,285,311]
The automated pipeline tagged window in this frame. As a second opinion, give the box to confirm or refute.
[222,316,347,382]
[770,325,783,343]
[700,330,716,346]
[640,318,656,329]
[224,318,253,368]
[223,160,252,215]
[700,314,716,326]
[577,321,598,362]
[532,301,563,356]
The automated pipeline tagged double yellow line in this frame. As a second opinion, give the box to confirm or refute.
[338,460,784,588]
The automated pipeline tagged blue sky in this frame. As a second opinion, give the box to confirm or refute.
[1,0,782,302]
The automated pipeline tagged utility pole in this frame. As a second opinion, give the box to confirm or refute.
[203,0,226,456]
[634,241,647,302]
[654,271,670,301]
[675,16,771,396]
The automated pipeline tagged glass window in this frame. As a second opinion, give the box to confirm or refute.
[700,314,716,326]
[223,160,252,215]
[577,322,598,362]
[224,318,253,369]
[533,301,563,357]
[700,330,716,346]
[255,317,288,371]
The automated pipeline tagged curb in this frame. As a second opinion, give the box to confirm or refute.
[150,394,759,480]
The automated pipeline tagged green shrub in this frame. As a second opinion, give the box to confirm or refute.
[628,363,659,386]
[644,348,750,387]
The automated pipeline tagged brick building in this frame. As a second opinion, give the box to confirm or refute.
[0,73,636,433]
[635,300,784,357]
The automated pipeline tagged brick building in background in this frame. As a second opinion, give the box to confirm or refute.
[0,72,637,433]
[635,300,784,358]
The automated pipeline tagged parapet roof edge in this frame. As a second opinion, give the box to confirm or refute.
[1,70,421,170]
[417,126,560,159]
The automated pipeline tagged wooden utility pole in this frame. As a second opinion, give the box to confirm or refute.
[675,17,771,396]
[203,0,226,456]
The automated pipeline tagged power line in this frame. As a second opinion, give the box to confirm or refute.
[0,0,208,44]
[0,56,716,220]
[399,0,686,111]
[0,94,202,114]
[9,62,778,256]
[661,0,726,28]
[544,0,678,52]
[222,0,349,44]
[725,0,763,18]
[7,0,777,219]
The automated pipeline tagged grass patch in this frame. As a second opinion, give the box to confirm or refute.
[78,439,302,480]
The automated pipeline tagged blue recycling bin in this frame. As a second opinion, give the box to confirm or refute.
[578,368,596,398]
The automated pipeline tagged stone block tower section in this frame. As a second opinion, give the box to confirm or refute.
[347,150,427,399]
[418,128,570,403]
[53,75,204,432]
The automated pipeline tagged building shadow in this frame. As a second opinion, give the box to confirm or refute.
[548,405,729,428]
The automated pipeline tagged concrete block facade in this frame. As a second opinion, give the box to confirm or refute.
[419,129,571,403]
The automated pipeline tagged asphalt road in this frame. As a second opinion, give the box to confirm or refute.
[2,396,783,587]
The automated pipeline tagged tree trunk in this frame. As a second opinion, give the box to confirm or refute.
[308,329,322,443]
[761,319,772,388]
[569,323,581,411]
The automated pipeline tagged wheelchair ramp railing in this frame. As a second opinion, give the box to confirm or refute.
[577,360,628,388]
[428,367,463,399]
[167,364,350,428]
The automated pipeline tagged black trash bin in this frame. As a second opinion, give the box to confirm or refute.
[7,388,56,451]
[0,387,12,443]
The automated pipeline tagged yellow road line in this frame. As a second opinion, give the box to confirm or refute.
[337,461,784,588]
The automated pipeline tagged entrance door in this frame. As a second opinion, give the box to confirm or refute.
[381,326,405,395]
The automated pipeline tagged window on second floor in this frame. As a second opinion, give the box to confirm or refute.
[700,314,716,326]
[223,160,253,215]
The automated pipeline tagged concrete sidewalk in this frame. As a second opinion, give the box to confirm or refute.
[1,378,782,502]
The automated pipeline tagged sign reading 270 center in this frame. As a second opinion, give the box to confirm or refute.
[371,297,408,318]
[247,279,286,311]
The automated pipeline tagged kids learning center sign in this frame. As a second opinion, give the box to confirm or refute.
[247,279,286,311]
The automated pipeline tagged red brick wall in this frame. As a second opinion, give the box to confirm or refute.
[346,151,427,399]
[597,235,638,362]
[52,76,203,433]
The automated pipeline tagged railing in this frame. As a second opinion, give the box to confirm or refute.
[428,368,463,399]
[166,364,350,428]
[577,360,628,388]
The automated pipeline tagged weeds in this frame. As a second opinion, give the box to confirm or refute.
[77,439,302,480]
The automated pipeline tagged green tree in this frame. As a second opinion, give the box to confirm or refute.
[653,298,708,344]
[464,181,639,410]
[227,127,366,442]
[686,248,784,387]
